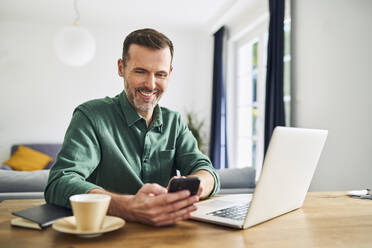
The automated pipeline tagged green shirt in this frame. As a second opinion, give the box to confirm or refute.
[45,91,220,208]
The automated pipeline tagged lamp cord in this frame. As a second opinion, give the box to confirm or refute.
[73,0,80,26]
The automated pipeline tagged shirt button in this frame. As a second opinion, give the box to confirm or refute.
[143,159,147,163]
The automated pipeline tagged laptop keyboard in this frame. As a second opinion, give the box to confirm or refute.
[206,203,250,221]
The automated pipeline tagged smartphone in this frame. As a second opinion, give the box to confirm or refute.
[168,177,200,195]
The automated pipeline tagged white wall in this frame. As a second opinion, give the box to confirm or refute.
[0,20,213,162]
[292,0,372,191]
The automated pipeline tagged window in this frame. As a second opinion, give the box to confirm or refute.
[235,40,262,169]
[225,1,291,180]
[226,15,268,177]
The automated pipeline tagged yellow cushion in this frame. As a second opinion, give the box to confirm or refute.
[3,145,53,171]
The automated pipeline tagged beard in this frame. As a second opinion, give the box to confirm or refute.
[124,82,162,113]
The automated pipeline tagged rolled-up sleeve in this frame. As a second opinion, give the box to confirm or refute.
[44,109,103,208]
[174,114,220,196]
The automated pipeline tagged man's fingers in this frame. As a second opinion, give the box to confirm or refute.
[131,183,200,226]
[137,194,198,224]
[140,183,167,196]
[152,204,197,226]
[150,189,191,207]
[162,194,199,213]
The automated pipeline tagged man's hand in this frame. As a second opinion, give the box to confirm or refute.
[89,183,199,227]
[126,183,199,226]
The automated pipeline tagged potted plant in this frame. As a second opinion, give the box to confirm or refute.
[185,111,207,154]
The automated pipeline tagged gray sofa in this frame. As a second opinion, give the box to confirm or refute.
[0,144,61,202]
[218,167,256,194]
[0,144,256,202]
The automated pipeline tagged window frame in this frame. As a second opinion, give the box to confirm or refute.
[226,14,269,180]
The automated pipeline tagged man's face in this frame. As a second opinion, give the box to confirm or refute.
[118,44,173,116]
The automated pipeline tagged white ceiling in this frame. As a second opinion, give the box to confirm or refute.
[0,0,237,29]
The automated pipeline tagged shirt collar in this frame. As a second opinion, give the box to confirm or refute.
[151,105,163,132]
[119,90,142,127]
[119,90,163,132]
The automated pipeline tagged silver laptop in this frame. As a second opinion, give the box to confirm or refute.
[190,127,328,229]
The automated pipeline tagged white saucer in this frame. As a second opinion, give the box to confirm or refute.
[52,216,125,238]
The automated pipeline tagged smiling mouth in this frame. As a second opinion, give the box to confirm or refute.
[137,88,159,98]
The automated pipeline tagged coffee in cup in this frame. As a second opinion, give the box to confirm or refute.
[69,194,111,231]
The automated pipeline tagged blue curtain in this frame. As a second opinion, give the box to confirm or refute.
[210,26,228,169]
[264,0,285,154]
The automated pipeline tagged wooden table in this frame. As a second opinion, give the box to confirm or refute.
[0,192,372,248]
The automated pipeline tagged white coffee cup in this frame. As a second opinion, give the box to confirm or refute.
[69,194,111,232]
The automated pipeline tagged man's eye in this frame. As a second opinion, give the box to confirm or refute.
[135,70,145,74]
[156,73,167,78]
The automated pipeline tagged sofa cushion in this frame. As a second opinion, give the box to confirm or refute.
[0,169,50,192]
[218,188,255,194]
[217,167,256,189]
[0,164,12,170]
[3,145,53,171]
[0,192,45,202]
[10,144,61,169]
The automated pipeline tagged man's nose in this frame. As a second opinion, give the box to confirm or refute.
[144,74,156,90]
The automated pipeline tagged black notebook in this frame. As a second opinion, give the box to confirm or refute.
[11,204,72,229]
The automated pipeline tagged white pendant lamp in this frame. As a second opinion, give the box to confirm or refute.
[54,0,96,66]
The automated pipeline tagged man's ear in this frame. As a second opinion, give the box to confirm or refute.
[169,65,173,75]
[118,59,124,77]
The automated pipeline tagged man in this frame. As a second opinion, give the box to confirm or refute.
[45,28,220,227]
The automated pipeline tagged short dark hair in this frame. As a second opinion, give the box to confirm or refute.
[122,28,174,66]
